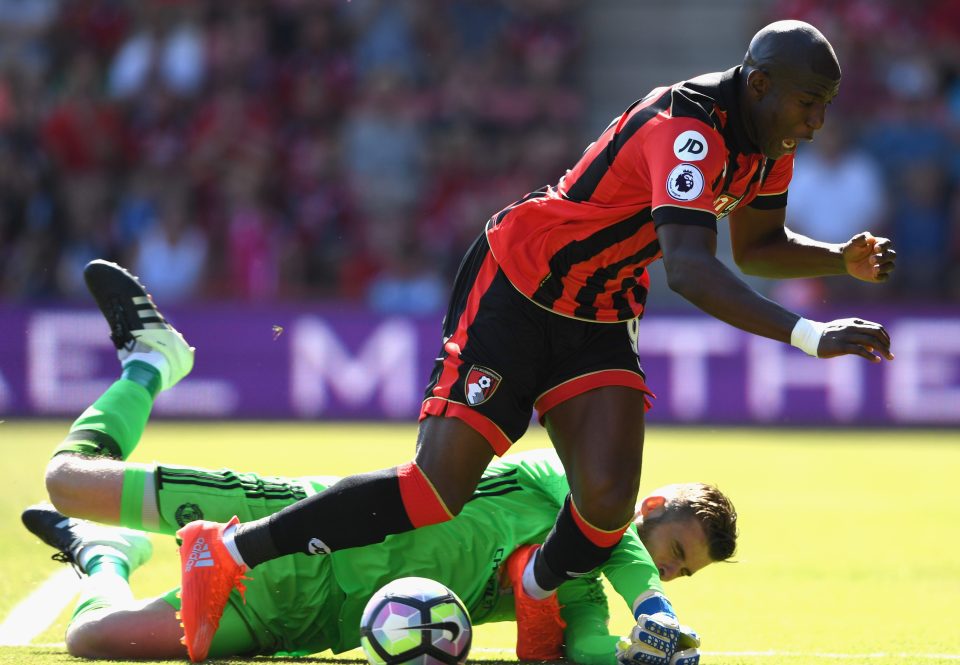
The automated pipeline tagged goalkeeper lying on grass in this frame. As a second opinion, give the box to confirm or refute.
[23,261,738,665]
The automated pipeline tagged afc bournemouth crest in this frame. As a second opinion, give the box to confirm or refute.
[465,365,501,406]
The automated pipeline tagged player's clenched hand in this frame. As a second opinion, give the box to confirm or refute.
[818,318,893,362]
[616,612,681,665]
[843,232,896,283]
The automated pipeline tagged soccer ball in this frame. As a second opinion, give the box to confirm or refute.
[359,577,472,665]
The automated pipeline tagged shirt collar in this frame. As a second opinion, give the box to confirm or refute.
[717,66,761,155]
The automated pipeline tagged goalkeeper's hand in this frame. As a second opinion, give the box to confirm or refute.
[617,619,701,665]
[670,625,701,665]
[616,612,680,665]
[617,592,702,665]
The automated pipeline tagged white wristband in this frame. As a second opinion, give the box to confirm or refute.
[790,317,826,357]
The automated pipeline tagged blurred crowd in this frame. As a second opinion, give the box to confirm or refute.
[0,0,583,310]
[772,0,960,305]
[0,0,957,311]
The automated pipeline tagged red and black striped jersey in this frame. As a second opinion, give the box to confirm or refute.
[485,66,793,323]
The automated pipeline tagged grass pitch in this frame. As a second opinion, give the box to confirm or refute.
[1,420,958,665]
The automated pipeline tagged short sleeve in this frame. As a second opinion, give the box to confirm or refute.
[643,118,726,230]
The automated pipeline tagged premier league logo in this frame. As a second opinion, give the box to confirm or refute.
[674,170,695,193]
[465,366,501,406]
[666,163,704,201]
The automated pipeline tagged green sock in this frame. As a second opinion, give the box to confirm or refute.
[70,553,133,621]
[121,360,162,398]
[53,369,157,460]
[85,553,131,579]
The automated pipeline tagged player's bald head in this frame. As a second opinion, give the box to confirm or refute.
[744,20,840,91]
[738,21,839,159]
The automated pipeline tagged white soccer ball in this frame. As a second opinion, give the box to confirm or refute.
[359,577,472,665]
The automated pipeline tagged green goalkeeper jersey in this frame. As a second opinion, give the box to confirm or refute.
[328,449,662,660]
[157,449,663,663]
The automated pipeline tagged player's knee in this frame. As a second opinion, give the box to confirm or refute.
[397,460,469,522]
[433,484,470,517]
[46,454,126,525]
[443,498,466,517]
[574,473,641,529]
[65,615,116,658]
[414,419,494,516]
[45,454,80,513]
[415,461,473,517]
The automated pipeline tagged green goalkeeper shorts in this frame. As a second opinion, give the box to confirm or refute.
[139,463,345,657]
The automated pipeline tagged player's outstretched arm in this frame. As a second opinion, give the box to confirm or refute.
[598,532,698,665]
[728,206,896,281]
[558,580,620,665]
[559,583,700,665]
[657,223,893,362]
[558,520,691,665]
[615,591,700,665]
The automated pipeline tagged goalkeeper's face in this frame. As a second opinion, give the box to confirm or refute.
[635,507,713,582]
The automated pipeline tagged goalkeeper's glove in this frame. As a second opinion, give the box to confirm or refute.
[669,649,700,665]
[616,591,680,665]
[670,625,701,665]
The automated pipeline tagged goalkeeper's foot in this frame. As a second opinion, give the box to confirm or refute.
[177,517,248,662]
[84,259,194,391]
[505,544,566,660]
[21,502,153,575]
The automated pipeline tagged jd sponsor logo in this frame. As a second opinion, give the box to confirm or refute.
[673,130,707,161]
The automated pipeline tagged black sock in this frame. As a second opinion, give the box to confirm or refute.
[534,495,620,591]
[234,467,415,568]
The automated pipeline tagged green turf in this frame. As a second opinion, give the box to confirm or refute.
[1,420,958,664]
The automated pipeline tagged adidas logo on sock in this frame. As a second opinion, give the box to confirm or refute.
[185,536,215,572]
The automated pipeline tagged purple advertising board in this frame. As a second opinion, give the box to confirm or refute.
[1,304,958,426]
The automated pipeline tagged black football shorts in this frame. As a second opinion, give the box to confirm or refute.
[421,234,653,454]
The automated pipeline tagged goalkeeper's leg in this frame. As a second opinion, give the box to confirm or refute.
[176,417,494,662]
[22,504,263,660]
[45,361,161,521]
[21,502,185,659]
[66,595,192,659]
[45,258,194,521]
[56,259,193,461]
[44,358,167,525]
[65,588,258,658]
[226,415,493,566]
